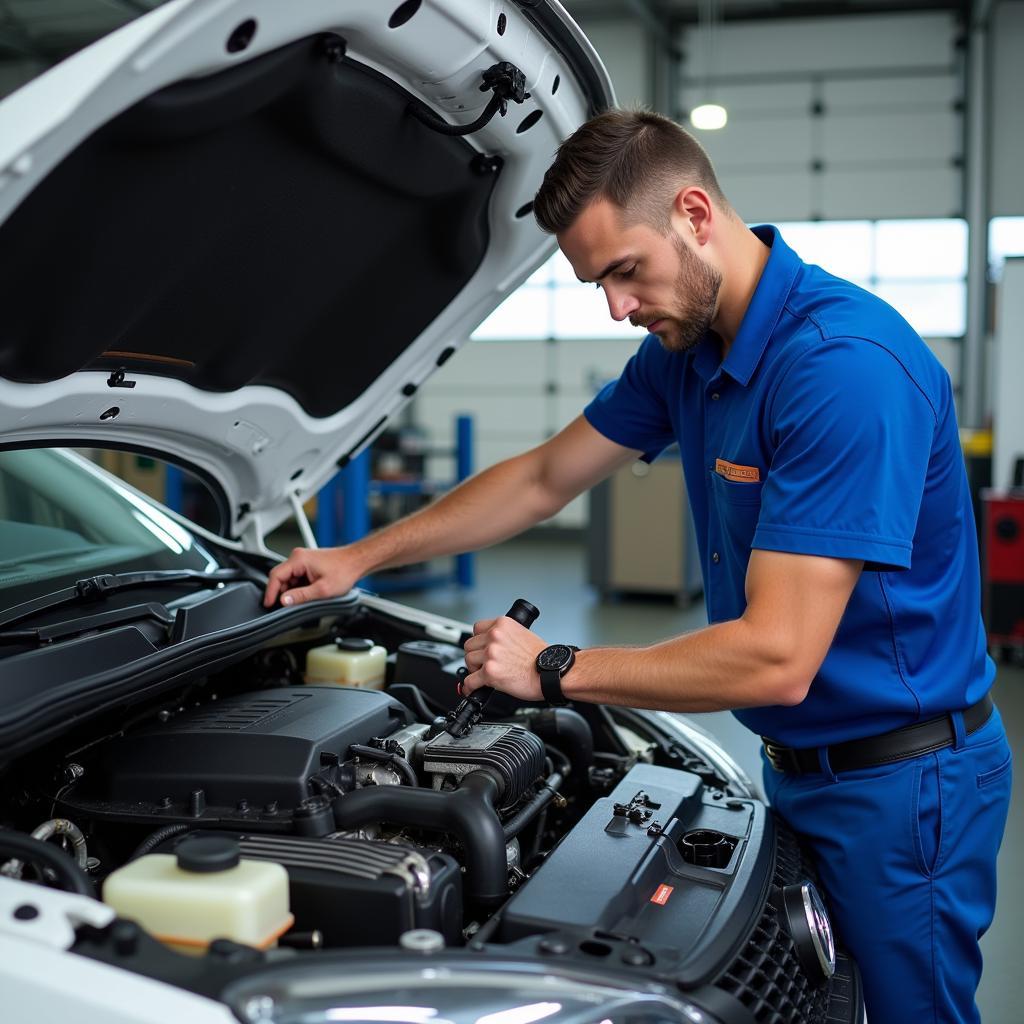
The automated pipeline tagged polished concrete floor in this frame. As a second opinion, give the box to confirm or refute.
[356,534,1022,1023]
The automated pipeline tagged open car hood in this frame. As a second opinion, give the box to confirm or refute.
[0,0,613,545]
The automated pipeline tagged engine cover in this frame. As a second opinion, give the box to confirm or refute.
[95,687,411,812]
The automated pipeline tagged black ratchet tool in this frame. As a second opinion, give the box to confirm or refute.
[446,598,539,737]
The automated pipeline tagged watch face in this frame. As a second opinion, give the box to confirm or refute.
[537,644,574,672]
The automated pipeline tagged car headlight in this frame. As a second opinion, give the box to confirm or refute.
[781,882,837,982]
[224,958,724,1024]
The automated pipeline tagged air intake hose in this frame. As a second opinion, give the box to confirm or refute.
[332,771,507,907]
[519,707,594,778]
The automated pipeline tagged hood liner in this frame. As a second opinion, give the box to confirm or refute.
[0,33,497,420]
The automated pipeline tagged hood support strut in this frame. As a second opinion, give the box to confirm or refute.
[288,492,317,549]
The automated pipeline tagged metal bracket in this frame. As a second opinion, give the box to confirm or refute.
[107,368,136,389]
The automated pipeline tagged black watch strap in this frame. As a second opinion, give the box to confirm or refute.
[540,667,569,706]
[538,644,578,706]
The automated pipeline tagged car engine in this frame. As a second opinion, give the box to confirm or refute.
[0,603,862,1024]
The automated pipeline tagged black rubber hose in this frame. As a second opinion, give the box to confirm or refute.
[349,744,419,787]
[389,683,441,725]
[0,829,94,897]
[409,92,503,137]
[332,771,508,907]
[502,771,564,842]
[544,743,572,777]
[530,708,594,776]
[130,823,194,861]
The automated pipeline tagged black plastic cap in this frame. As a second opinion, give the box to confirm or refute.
[335,637,374,652]
[175,835,240,873]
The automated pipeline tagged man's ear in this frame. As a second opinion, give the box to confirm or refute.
[670,187,713,243]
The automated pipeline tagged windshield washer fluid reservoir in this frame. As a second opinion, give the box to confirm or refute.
[305,637,387,689]
[102,835,292,955]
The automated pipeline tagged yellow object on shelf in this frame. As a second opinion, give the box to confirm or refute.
[961,428,993,456]
[305,637,387,689]
[103,838,292,956]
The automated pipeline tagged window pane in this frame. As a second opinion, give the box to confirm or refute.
[990,217,1024,271]
[875,219,967,279]
[472,288,551,340]
[872,281,966,337]
[0,1,176,102]
[552,284,645,340]
[775,221,874,281]
[552,250,585,286]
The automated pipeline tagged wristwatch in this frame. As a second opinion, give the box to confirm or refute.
[536,644,579,706]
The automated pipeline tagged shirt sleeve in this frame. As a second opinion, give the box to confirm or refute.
[582,334,677,463]
[753,337,936,571]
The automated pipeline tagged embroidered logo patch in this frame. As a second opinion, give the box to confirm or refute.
[715,459,761,483]
[650,884,674,906]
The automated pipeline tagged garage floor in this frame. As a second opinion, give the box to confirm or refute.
[380,534,1021,1023]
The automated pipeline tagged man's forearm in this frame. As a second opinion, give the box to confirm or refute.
[344,451,561,575]
[561,617,810,712]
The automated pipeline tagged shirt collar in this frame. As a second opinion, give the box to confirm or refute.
[691,225,802,387]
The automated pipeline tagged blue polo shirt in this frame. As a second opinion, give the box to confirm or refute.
[584,225,994,747]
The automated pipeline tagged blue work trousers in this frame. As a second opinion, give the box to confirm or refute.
[762,706,1012,1023]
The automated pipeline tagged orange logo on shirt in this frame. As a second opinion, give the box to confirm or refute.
[715,459,761,483]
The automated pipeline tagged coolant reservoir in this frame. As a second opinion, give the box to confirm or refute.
[305,637,387,689]
[102,836,292,955]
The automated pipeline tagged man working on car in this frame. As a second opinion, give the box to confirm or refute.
[265,109,1011,1022]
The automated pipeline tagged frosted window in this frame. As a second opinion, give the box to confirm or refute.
[552,285,645,340]
[775,221,873,280]
[552,250,587,285]
[990,217,1024,276]
[875,220,968,279]
[872,281,966,337]
[472,288,551,340]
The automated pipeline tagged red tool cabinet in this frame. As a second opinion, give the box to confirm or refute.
[983,491,1024,659]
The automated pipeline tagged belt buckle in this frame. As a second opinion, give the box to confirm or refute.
[763,740,793,773]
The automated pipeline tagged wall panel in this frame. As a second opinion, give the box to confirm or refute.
[682,12,963,223]
[991,1,1024,217]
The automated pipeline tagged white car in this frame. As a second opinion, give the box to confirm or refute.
[0,3,861,1022]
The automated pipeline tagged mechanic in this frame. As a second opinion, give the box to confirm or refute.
[265,109,1012,1022]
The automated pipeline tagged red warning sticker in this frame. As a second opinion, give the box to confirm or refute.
[650,884,674,906]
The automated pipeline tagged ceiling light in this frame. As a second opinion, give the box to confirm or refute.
[687,1,728,131]
[690,103,728,130]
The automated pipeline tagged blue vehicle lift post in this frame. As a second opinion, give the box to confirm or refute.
[315,415,474,591]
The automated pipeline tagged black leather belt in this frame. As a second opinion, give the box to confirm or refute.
[762,693,994,775]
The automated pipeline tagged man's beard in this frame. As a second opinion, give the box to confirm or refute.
[631,234,722,353]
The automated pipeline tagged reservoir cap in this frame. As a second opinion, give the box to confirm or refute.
[176,835,241,873]
[335,637,374,652]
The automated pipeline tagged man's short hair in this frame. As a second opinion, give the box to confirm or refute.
[533,108,730,236]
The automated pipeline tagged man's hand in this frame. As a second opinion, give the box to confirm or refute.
[462,616,548,700]
[263,547,363,607]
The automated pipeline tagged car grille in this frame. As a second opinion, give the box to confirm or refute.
[713,816,834,1023]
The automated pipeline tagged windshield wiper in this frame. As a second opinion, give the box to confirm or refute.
[0,569,247,633]
[0,602,178,648]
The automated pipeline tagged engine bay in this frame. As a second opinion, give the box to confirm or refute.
[0,594,851,1019]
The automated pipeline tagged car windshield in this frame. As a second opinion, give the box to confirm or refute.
[0,1,173,102]
[0,448,219,608]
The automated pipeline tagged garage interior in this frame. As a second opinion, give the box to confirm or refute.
[2,0,1020,1020]
[325,3,1024,1019]
[390,7,1023,1015]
